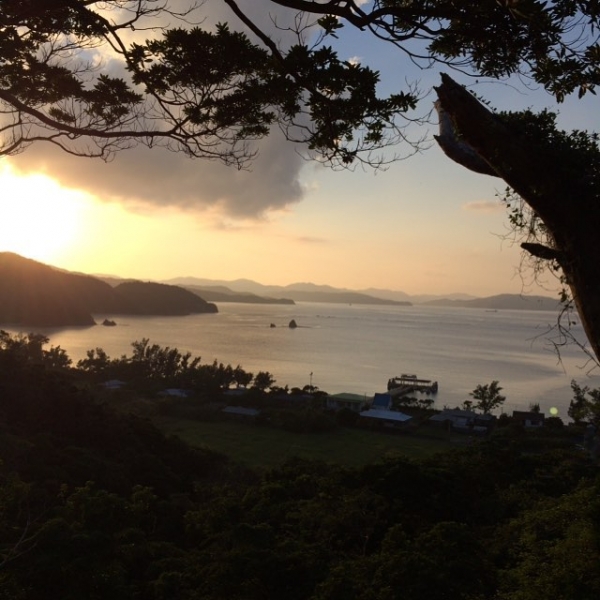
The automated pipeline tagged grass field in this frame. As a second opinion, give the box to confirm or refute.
[155,417,458,468]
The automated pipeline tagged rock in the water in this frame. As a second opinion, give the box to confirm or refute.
[288,319,297,329]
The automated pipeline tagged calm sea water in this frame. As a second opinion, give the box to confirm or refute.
[9,302,600,418]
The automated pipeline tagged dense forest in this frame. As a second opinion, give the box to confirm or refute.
[0,331,599,599]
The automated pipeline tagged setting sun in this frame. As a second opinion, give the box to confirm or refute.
[0,164,88,264]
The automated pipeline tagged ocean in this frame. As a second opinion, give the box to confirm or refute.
[10,302,600,419]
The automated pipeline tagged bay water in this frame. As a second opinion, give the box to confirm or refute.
[12,302,600,419]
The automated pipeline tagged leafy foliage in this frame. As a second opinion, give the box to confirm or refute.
[77,337,256,393]
[470,380,506,414]
[280,0,600,100]
[0,330,71,369]
[568,379,600,424]
[3,0,600,163]
[1,334,600,598]
[0,1,422,165]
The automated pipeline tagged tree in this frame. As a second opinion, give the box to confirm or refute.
[0,330,71,369]
[461,399,474,411]
[255,1,600,364]
[0,0,420,166]
[77,347,112,375]
[5,1,600,361]
[266,1,599,99]
[434,76,600,365]
[233,365,253,388]
[252,371,275,392]
[568,380,600,425]
[470,381,506,414]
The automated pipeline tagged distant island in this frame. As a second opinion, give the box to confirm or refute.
[0,253,217,327]
[182,284,295,305]
[166,277,559,311]
[422,293,562,312]
[165,278,412,307]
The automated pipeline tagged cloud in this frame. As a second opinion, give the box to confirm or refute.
[462,200,504,214]
[294,235,329,244]
[11,128,306,219]
[8,0,311,220]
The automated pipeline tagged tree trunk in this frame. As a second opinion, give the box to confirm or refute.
[434,74,600,364]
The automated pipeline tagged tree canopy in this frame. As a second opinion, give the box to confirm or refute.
[269,1,600,99]
[470,380,506,415]
[0,0,420,166]
[4,1,598,163]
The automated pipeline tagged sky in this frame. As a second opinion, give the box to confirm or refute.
[1,0,597,298]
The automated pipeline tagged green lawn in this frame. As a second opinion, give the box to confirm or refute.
[155,417,456,468]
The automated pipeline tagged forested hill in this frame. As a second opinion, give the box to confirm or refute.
[0,252,217,327]
[114,281,218,315]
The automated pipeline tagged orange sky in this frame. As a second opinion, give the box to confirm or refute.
[1,0,595,299]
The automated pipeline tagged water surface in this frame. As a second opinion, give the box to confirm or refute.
[11,302,600,418]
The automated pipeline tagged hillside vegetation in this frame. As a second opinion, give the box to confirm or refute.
[1,332,599,599]
[0,253,217,326]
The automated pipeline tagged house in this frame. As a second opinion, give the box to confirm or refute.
[326,393,370,413]
[512,410,546,428]
[429,408,496,434]
[359,408,413,429]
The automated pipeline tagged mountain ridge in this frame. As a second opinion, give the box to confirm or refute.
[0,253,217,327]
[164,276,557,309]
[0,253,561,330]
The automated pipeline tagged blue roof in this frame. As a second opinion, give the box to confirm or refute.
[372,393,392,408]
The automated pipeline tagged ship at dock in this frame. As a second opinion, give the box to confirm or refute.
[387,374,438,396]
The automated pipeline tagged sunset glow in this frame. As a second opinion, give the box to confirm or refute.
[0,164,88,264]
[1,0,594,298]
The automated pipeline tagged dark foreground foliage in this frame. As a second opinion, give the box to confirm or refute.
[1,343,599,599]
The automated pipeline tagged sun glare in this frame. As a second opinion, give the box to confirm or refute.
[0,164,88,264]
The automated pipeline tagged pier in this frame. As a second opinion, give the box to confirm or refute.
[387,374,438,396]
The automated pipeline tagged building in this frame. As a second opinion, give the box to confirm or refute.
[359,408,413,429]
[512,410,546,428]
[326,393,370,413]
[371,393,393,410]
[429,409,496,434]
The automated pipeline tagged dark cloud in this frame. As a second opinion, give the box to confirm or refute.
[9,0,310,219]
[12,128,305,218]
